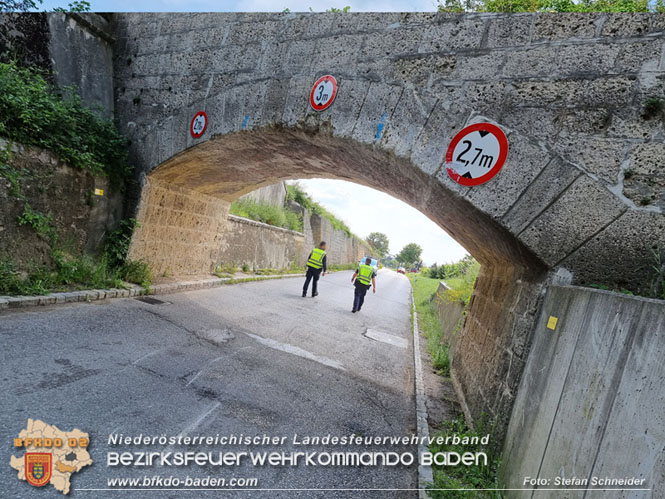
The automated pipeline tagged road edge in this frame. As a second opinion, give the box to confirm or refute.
[0,273,305,311]
[411,287,434,498]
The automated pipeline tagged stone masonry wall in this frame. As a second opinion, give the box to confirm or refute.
[309,212,371,266]
[128,178,231,275]
[106,12,665,445]
[217,214,304,271]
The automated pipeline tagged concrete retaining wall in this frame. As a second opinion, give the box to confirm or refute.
[238,182,287,207]
[219,214,304,270]
[501,285,665,498]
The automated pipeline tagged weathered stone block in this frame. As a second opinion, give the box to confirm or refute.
[379,87,437,158]
[519,176,627,266]
[501,46,556,79]
[553,134,627,184]
[418,17,486,53]
[502,159,582,234]
[600,13,651,37]
[361,26,423,59]
[532,13,598,41]
[562,211,665,293]
[350,82,403,144]
[486,14,532,47]
[466,132,552,218]
[553,43,619,77]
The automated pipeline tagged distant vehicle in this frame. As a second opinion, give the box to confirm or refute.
[397,267,406,274]
[360,257,379,273]
[409,268,417,273]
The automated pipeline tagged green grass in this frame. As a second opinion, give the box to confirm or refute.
[230,198,303,232]
[409,273,450,376]
[0,253,152,296]
[427,415,503,498]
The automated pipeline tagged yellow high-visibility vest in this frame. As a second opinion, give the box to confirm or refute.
[307,248,326,269]
[356,264,374,286]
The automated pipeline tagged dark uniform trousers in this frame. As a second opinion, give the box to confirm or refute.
[353,281,370,311]
[303,266,322,295]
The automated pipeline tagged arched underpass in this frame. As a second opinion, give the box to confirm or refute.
[127,125,555,441]
[113,10,665,461]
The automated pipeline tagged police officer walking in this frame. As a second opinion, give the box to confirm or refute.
[351,257,376,313]
[302,241,327,297]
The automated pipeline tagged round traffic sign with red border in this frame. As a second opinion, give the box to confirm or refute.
[445,123,509,186]
[309,75,338,112]
[190,111,208,139]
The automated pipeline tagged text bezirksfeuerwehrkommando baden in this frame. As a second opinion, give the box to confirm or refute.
[106,433,491,469]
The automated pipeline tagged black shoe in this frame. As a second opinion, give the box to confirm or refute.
[352,309,356,313]
[302,292,306,297]
[312,292,319,297]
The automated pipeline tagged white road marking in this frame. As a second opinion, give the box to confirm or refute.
[132,348,166,365]
[364,329,408,348]
[177,401,221,438]
[185,346,252,386]
[244,332,346,371]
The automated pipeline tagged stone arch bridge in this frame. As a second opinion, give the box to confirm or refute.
[4,12,663,444]
[109,12,665,435]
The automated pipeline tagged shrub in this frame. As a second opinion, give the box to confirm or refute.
[230,198,303,232]
[118,259,152,288]
[0,60,132,186]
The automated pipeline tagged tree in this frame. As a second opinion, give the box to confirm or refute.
[438,0,664,12]
[366,232,390,258]
[396,243,423,267]
[0,0,40,11]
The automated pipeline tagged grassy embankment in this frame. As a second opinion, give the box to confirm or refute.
[0,61,151,296]
[409,258,503,497]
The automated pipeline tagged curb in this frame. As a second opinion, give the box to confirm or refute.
[0,273,305,311]
[411,288,434,498]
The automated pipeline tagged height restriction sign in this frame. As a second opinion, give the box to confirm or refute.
[190,111,207,139]
[309,75,338,112]
[445,123,508,186]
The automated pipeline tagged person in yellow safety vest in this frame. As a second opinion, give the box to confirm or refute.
[351,257,377,313]
[302,241,327,297]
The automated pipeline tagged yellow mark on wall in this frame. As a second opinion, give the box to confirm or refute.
[94,188,104,196]
[547,316,558,330]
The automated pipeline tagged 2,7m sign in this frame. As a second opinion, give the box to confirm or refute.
[445,123,508,186]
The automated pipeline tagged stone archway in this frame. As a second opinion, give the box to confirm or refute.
[112,12,665,440]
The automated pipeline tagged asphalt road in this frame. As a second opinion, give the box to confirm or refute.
[1,269,417,498]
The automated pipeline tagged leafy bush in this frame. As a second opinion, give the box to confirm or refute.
[17,203,57,242]
[104,218,139,268]
[117,259,152,288]
[0,60,132,186]
[230,198,303,232]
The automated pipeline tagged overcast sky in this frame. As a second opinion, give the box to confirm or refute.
[293,179,468,265]
[40,0,439,11]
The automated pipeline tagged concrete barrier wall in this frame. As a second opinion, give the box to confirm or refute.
[501,285,665,497]
[218,215,304,270]
[309,213,371,266]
